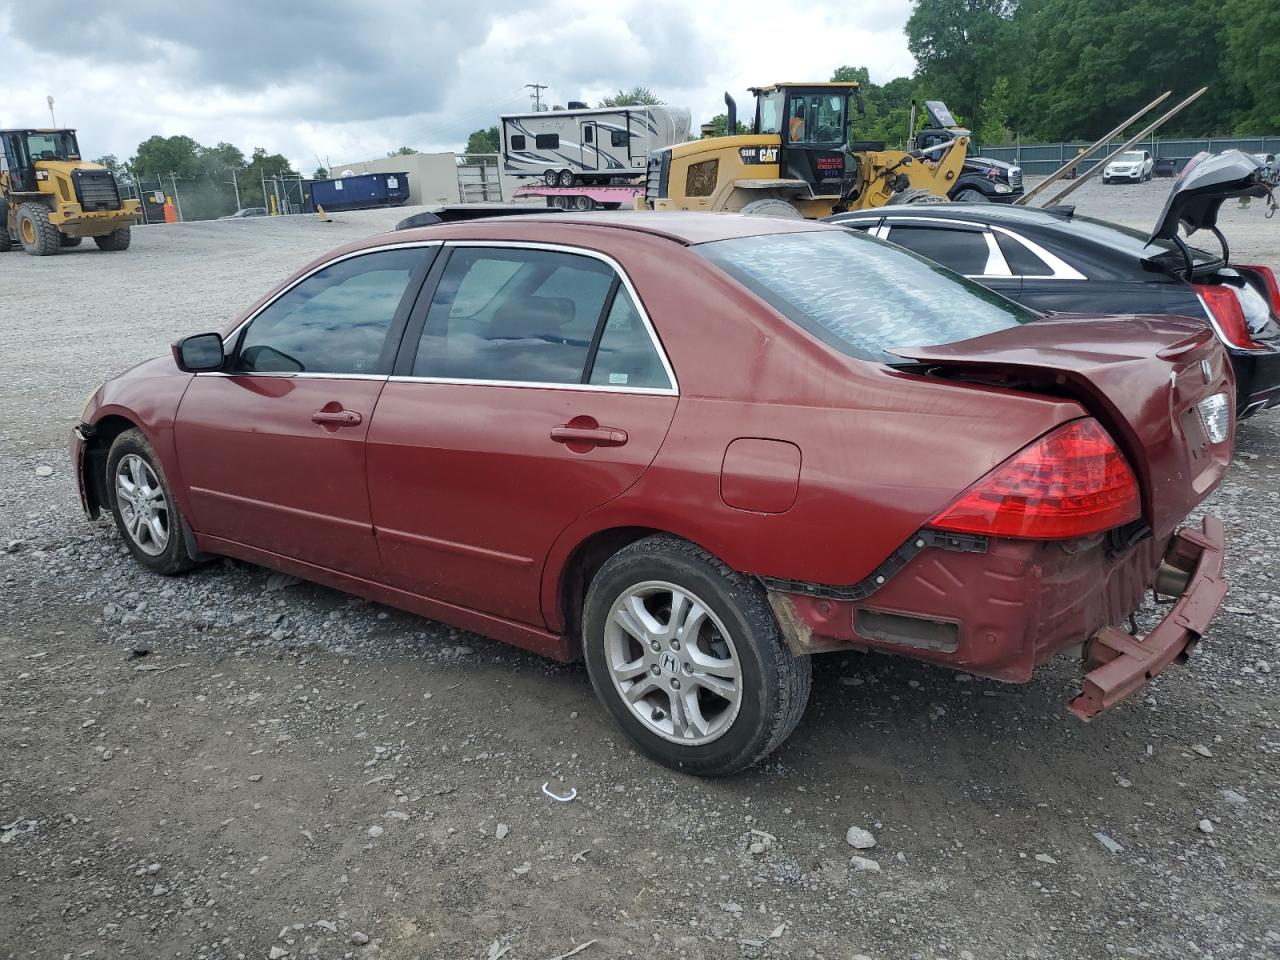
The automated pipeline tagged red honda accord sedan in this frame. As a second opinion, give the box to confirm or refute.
[73,213,1232,775]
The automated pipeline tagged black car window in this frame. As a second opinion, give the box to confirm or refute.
[995,232,1055,277]
[234,248,428,375]
[587,290,671,390]
[413,247,616,384]
[884,225,991,275]
[696,230,1033,363]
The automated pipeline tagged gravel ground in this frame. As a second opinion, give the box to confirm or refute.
[2,179,1278,960]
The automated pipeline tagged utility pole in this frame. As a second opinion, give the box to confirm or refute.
[46,95,56,126]
[169,172,184,221]
[525,83,548,111]
[228,169,241,209]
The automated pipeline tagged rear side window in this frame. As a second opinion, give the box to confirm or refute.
[696,230,1032,362]
[413,247,615,384]
[510,134,526,151]
[535,133,559,150]
[588,292,671,390]
[234,248,427,374]
[995,232,1055,277]
[885,225,991,275]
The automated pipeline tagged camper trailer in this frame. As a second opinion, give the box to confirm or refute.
[501,104,691,186]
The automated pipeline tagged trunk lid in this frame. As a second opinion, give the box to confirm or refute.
[891,315,1233,540]
[1150,150,1272,245]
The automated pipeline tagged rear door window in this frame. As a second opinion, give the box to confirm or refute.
[995,232,1056,277]
[883,224,994,276]
[412,247,615,384]
[696,229,1033,362]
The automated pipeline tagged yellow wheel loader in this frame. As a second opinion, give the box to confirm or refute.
[1,129,140,255]
[643,84,969,217]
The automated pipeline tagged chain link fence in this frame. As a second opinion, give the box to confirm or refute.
[974,136,1280,176]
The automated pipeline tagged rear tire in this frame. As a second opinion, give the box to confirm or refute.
[894,187,948,205]
[557,169,576,187]
[582,535,811,776]
[574,195,595,211]
[17,203,60,256]
[738,198,803,219]
[106,429,198,576]
[543,170,558,186]
[94,227,131,251]
[60,235,83,247]
[953,188,990,203]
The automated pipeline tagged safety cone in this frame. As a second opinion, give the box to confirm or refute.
[316,205,331,222]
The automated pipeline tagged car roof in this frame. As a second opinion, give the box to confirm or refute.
[834,204,1079,228]
[388,211,836,247]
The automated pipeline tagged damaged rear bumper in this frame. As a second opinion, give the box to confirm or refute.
[1068,516,1227,718]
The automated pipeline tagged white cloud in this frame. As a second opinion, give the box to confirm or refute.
[0,0,916,172]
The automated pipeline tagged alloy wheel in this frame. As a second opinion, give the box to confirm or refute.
[603,580,742,745]
[114,454,170,556]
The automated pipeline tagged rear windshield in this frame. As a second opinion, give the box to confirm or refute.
[695,229,1033,362]
[1063,214,1221,269]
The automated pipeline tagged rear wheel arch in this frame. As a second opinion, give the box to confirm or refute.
[554,526,666,655]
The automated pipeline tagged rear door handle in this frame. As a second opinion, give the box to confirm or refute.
[550,425,628,446]
[311,409,363,426]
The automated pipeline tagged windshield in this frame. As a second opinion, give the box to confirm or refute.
[25,131,80,161]
[1117,152,1144,163]
[757,91,784,135]
[696,230,1033,363]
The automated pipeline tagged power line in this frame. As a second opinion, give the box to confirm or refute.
[525,83,548,112]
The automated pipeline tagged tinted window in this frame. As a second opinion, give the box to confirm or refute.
[535,133,559,150]
[995,232,1054,277]
[413,247,615,384]
[696,230,1032,362]
[588,291,671,390]
[611,129,628,148]
[235,248,426,374]
[584,126,594,143]
[885,225,991,275]
[510,134,526,151]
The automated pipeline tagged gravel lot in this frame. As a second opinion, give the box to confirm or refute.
[2,179,1278,960]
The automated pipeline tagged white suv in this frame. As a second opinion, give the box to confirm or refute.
[1103,150,1154,184]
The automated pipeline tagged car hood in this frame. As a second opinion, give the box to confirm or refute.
[890,316,1232,540]
[1151,150,1269,242]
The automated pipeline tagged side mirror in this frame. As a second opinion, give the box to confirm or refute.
[173,333,225,372]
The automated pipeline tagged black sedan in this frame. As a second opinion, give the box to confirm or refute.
[829,151,1280,419]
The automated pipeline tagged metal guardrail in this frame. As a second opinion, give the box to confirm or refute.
[975,136,1280,176]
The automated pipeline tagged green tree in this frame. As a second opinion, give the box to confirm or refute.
[906,0,1017,133]
[1221,0,1280,132]
[386,146,418,157]
[94,154,123,175]
[598,86,663,107]
[313,166,329,180]
[464,127,500,154]
[131,134,203,179]
[704,113,750,137]
[975,76,1014,145]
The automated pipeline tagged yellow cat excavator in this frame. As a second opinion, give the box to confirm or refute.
[1,128,139,255]
[643,84,968,217]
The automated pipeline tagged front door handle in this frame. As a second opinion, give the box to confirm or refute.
[550,424,628,447]
[311,409,363,426]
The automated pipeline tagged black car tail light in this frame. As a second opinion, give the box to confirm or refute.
[1194,283,1267,351]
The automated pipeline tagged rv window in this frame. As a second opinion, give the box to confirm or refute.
[510,134,526,150]
[535,134,559,150]
[611,129,628,148]
[584,126,593,143]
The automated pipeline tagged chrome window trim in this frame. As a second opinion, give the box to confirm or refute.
[876,216,1087,282]
[396,239,680,395]
[196,371,389,382]
[981,231,1012,277]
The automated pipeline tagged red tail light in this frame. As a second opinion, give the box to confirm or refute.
[1237,264,1280,315]
[928,418,1140,540]
[1194,282,1264,350]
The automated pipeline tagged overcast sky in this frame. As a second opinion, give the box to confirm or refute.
[0,0,916,173]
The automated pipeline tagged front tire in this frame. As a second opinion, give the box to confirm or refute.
[738,198,803,219]
[106,429,197,575]
[94,227,131,251]
[953,188,990,203]
[60,234,83,247]
[17,203,60,256]
[582,536,811,776]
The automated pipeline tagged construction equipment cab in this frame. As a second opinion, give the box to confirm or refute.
[1,129,139,255]
[643,83,969,217]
